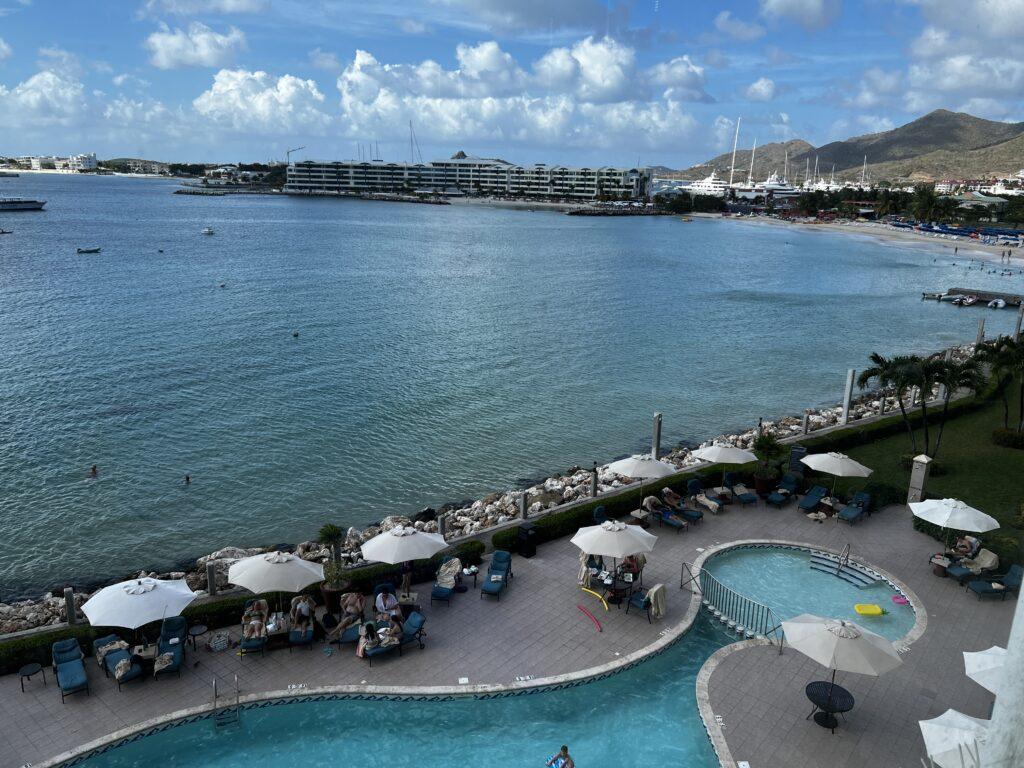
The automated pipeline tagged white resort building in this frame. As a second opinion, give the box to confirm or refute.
[285,152,652,200]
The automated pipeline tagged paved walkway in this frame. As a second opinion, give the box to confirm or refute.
[0,498,1014,767]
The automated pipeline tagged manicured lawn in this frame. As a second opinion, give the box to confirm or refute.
[836,391,1024,561]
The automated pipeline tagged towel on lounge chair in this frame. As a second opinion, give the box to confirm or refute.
[96,640,128,668]
[113,657,134,681]
[648,583,666,620]
[961,549,999,575]
[696,492,722,513]
[153,652,175,676]
[436,557,462,589]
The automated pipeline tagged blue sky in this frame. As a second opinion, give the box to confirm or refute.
[0,0,1022,166]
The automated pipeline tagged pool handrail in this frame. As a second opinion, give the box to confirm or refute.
[680,561,785,652]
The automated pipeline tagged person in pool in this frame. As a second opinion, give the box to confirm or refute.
[546,746,574,768]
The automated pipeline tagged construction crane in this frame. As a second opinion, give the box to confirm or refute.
[285,146,305,165]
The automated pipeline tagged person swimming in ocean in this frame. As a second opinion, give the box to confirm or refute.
[89,465,98,478]
[185,475,191,485]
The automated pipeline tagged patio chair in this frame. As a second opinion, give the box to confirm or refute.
[490,550,514,580]
[52,637,84,674]
[593,505,608,525]
[154,616,188,677]
[480,571,508,600]
[724,472,758,506]
[767,474,799,507]
[947,549,999,585]
[968,564,1022,600]
[95,635,143,690]
[778,473,800,493]
[90,634,120,669]
[53,640,89,702]
[688,479,723,514]
[798,486,828,512]
[240,599,269,656]
[625,587,653,623]
[662,487,703,524]
[398,611,427,652]
[837,491,872,525]
[431,556,463,606]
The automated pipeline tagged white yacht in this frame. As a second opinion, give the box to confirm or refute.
[686,171,729,197]
[201,227,215,235]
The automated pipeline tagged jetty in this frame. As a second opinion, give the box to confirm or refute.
[922,288,1023,307]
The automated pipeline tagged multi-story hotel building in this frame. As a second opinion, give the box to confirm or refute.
[285,152,651,200]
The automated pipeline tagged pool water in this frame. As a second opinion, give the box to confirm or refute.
[702,546,916,642]
[71,616,731,768]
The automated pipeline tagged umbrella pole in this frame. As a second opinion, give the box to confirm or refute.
[826,668,836,710]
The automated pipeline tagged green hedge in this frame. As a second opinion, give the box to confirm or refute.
[0,541,486,676]
[992,428,1024,449]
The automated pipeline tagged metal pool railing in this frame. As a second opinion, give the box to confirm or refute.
[681,561,785,651]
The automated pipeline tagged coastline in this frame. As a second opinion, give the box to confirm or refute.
[0,341,975,634]
[722,214,1022,266]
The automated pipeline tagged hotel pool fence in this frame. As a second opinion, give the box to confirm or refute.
[681,562,784,650]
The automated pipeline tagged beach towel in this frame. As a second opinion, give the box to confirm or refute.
[436,557,462,589]
[113,657,133,681]
[96,640,128,668]
[648,583,667,620]
[577,552,591,587]
[153,652,175,676]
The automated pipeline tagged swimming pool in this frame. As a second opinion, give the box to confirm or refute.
[701,545,917,642]
[65,616,732,768]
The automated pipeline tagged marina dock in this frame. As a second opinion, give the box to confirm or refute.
[922,287,1023,307]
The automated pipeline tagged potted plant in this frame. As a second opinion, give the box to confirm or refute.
[318,523,345,613]
[752,429,784,495]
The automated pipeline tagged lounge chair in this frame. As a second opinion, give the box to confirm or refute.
[155,616,187,677]
[767,474,799,507]
[593,505,608,525]
[480,571,508,600]
[287,596,315,652]
[798,485,828,513]
[838,491,872,525]
[947,549,999,585]
[968,564,1022,600]
[431,556,463,606]
[724,472,758,506]
[240,599,269,656]
[658,508,687,533]
[662,488,703,524]
[90,634,120,669]
[52,637,84,674]
[94,634,143,690]
[398,611,427,652]
[53,639,89,702]
[490,550,514,580]
[626,588,653,623]
[688,479,724,514]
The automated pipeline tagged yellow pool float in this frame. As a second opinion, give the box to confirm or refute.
[855,603,884,616]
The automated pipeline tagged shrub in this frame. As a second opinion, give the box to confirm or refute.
[992,428,1024,449]
[859,481,906,509]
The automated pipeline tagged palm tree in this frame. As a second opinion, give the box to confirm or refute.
[977,338,1024,430]
[913,185,938,221]
[914,356,946,456]
[932,358,984,459]
[857,353,921,454]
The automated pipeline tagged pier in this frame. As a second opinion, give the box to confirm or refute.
[922,287,1023,307]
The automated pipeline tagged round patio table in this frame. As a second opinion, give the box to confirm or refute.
[805,681,854,733]
[19,662,44,692]
[188,624,208,651]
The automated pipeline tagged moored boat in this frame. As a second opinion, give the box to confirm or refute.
[988,299,1006,309]
[201,226,215,235]
[0,198,46,211]
[76,247,101,254]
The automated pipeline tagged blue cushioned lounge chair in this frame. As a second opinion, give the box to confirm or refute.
[838,491,872,525]
[52,637,84,674]
[490,550,513,580]
[659,508,687,533]
[968,564,1022,600]
[724,472,758,506]
[53,640,89,702]
[94,635,143,690]
[798,486,828,512]
[626,588,653,623]
[480,571,507,600]
[90,634,120,670]
[156,616,187,676]
[687,479,724,509]
[399,611,427,652]
[593,505,607,525]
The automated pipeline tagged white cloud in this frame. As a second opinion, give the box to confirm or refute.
[908,54,1024,95]
[0,37,11,63]
[438,0,609,34]
[910,0,1024,42]
[909,26,951,58]
[855,114,895,133]
[308,47,341,72]
[193,68,332,133]
[745,76,776,101]
[759,0,840,30]
[848,67,901,108]
[0,69,86,127]
[146,22,246,70]
[566,36,637,103]
[648,55,711,102]
[143,0,268,14]
[955,97,1011,120]
[399,19,428,35]
[112,73,151,89]
[712,115,736,150]
[714,10,765,41]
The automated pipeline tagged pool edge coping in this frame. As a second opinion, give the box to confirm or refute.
[691,538,928,768]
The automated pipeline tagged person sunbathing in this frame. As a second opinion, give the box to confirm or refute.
[242,617,265,641]
[290,596,313,632]
[948,535,980,560]
[646,494,688,529]
[662,487,684,508]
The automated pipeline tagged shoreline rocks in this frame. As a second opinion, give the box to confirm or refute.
[0,343,975,636]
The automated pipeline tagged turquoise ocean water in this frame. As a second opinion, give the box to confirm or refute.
[1,174,1020,597]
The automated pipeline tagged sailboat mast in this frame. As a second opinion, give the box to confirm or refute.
[813,156,819,184]
[860,155,867,187]
[783,149,788,183]
[728,117,741,187]
[747,138,757,185]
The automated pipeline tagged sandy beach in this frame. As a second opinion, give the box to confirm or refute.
[722,214,1022,267]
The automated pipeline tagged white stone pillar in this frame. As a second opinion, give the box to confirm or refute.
[590,464,599,498]
[907,454,932,504]
[982,594,1024,766]
[802,409,811,435]
[652,412,663,460]
[841,369,856,425]
[206,562,218,595]
[976,317,986,347]
[518,493,528,520]
[1014,305,1023,342]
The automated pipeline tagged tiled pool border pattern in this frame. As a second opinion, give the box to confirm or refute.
[40,538,923,768]
[691,539,928,768]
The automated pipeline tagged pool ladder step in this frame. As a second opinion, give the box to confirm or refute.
[212,675,241,729]
[809,554,879,588]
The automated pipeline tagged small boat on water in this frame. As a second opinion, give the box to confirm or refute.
[940,293,967,302]
[988,299,1006,309]
[0,229,11,235]
[76,247,102,254]
[0,197,46,211]
[201,227,215,235]
[962,295,978,307]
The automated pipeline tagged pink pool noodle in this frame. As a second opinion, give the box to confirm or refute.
[892,595,909,605]
[577,604,602,632]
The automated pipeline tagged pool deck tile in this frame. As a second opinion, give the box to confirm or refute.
[0,498,1015,768]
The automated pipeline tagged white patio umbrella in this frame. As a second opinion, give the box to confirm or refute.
[691,444,758,489]
[919,709,988,768]
[910,499,1000,534]
[360,525,448,564]
[570,520,658,560]
[606,454,676,507]
[800,452,872,495]
[228,550,325,595]
[963,646,1006,695]
[782,614,901,728]
[82,577,197,630]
